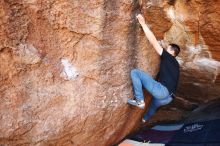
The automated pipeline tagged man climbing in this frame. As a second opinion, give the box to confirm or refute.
[127,14,180,123]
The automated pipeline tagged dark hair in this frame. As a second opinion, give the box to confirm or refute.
[169,43,180,56]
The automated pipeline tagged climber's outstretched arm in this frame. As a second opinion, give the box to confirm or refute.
[136,14,163,55]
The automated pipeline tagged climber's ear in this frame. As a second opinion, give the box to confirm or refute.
[167,45,175,56]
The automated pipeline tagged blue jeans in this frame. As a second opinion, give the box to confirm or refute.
[130,69,173,120]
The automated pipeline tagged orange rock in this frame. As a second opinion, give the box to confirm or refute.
[1,0,220,145]
[0,0,160,145]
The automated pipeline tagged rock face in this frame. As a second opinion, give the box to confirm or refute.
[163,0,220,102]
[138,0,220,123]
[1,0,220,145]
[0,0,163,145]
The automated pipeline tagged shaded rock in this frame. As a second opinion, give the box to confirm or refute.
[138,0,220,124]
[165,0,220,101]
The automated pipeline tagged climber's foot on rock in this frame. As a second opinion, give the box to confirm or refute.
[140,119,155,129]
[127,98,145,109]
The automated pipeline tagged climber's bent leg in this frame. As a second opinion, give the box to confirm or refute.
[142,95,173,122]
[130,69,158,101]
[128,69,159,109]
[128,68,173,113]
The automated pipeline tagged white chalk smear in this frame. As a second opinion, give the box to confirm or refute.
[60,58,79,80]
[194,58,220,68]
[176,57,184,66]
[166,7,175,20]
[187,44,203,54]
[194,58,220,83]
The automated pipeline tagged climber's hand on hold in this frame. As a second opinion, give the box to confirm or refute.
[136,14,163,55]
[136,14,145,25]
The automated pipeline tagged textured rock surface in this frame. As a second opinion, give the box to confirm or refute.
[1,0,220,145]
[164,0,220,102]
[0,0,163,145]
[140,0,220,123]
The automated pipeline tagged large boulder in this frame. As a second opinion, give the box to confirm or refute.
[0,0,169,145]
[1,0,220,145]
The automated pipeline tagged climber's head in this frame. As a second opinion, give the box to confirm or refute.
[167,43,180,57]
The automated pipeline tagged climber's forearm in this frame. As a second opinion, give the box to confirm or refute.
[140,22,163,55]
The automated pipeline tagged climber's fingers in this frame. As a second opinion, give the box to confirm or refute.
[138,0,143,8]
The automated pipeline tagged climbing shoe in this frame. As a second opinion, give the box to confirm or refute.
[127,98,145,109]
[142,118,146,123]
